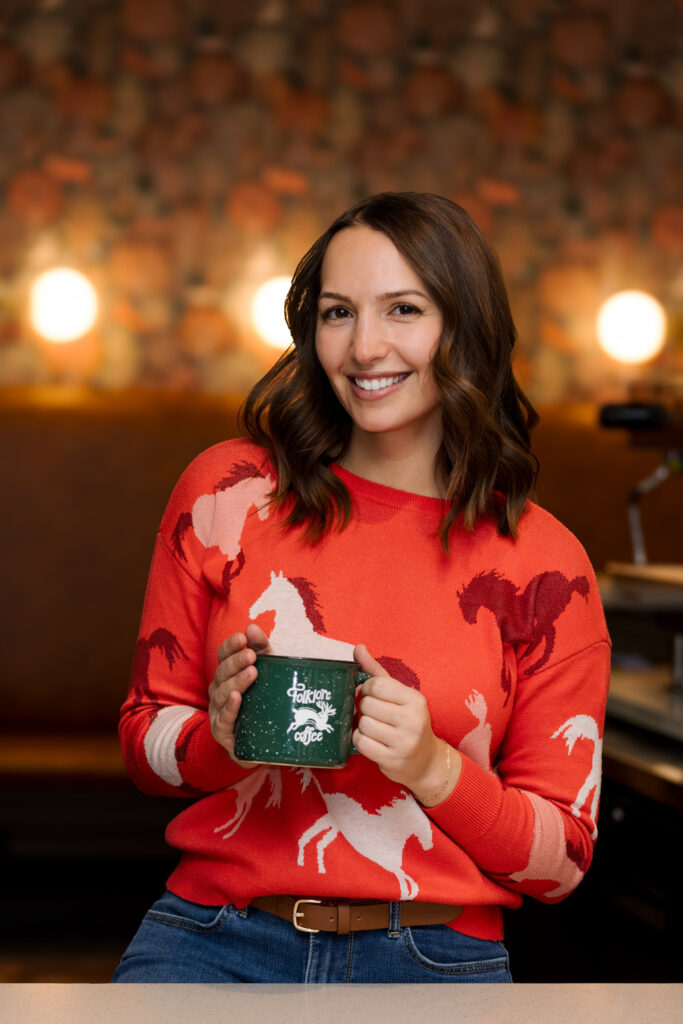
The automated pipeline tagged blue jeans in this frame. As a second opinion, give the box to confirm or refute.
[112,890,511,983]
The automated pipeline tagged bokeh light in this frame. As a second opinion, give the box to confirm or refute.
[596,290,667,365]
[251,276,292,350]
[30,268,99,343]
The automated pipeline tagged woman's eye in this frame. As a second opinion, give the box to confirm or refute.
[320,306,351,321]
[393,303,420,316]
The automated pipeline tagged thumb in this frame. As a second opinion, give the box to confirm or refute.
[245,623,273,655]
[354,643,389,677]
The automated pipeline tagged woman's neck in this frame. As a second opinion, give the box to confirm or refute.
[341,430,445,498]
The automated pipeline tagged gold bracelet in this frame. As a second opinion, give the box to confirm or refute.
[417,740,452,806]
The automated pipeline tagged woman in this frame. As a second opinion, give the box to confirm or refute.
[114,192,610,983]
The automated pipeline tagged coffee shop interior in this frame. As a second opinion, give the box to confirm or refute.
[1,0,682,986]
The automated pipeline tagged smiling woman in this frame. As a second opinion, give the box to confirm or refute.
[244,191,539,545]
[114,192,610,984]
[314,225,444,495]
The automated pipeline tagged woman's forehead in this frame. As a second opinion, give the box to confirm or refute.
[319,225,431,297]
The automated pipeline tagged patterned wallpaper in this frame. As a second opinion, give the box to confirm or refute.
[0,0,681,401]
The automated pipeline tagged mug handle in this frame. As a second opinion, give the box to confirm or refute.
[350,670,373,755]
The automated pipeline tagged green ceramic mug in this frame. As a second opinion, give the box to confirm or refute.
[234,654,372,768]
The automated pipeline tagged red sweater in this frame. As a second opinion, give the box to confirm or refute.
[120,439,610,940]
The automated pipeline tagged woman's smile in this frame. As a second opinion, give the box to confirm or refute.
[349,372,411,396]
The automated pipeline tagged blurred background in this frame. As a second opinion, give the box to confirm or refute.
[1,0,682,984]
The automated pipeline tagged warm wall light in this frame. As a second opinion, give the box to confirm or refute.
[250,275,292,350]
[596,290,667,365]
[30,267,99,343]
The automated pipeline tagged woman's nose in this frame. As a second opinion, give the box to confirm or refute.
[350,314,389,365]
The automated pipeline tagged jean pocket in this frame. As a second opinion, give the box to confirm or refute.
[402,926,511,979]
[145,890,229,934]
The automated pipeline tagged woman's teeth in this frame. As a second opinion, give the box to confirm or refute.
[353,374,408,391]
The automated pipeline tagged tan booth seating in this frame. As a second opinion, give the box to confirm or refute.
[1,387,681,778]
[0,388,243,778]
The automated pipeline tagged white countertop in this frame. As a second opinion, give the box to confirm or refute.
[1,984,681,1024]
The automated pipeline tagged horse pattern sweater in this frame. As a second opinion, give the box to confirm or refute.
[119,439,610,940]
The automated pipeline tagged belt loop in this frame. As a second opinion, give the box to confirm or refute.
[388,900,401,937]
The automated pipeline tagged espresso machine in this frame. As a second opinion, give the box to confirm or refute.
[599,391,683,741]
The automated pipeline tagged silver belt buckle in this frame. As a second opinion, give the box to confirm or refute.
[293,898,321,933]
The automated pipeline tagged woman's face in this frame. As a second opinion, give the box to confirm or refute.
[314,225,444,455]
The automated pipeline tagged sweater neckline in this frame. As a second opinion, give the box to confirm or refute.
[331,462,448,518]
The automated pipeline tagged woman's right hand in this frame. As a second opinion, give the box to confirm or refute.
[208,624,272,767]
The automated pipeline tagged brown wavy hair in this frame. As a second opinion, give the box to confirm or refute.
[241,191,539,549]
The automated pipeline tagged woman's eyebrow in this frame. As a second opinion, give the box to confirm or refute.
[378,289,430,301]
[318,289,430,302]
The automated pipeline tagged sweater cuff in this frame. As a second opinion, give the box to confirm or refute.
[426,753,504,847]
[182,715,249,792]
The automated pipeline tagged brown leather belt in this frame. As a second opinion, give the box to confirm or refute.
[251,895,462,935]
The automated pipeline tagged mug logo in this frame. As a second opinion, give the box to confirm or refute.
[286,680,337,746]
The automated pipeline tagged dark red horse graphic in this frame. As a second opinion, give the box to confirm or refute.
[171,511,193,562]
[130,627,188,701]
[566,837,591,872]
[377,656,421,691]
[457,570,590,701]
[222,548,246,599]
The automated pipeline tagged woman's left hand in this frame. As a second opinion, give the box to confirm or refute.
[352,644,461,805]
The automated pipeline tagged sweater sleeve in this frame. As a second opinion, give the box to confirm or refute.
[428,554,611,903]
[118,449,253,799]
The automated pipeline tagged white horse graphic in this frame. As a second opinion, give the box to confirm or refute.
[249,571,355,658]
[458,690,493,771]
[214,767,282,839]
[192,468,273,558]
[296,770,433,900]
[551,714,602,839]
